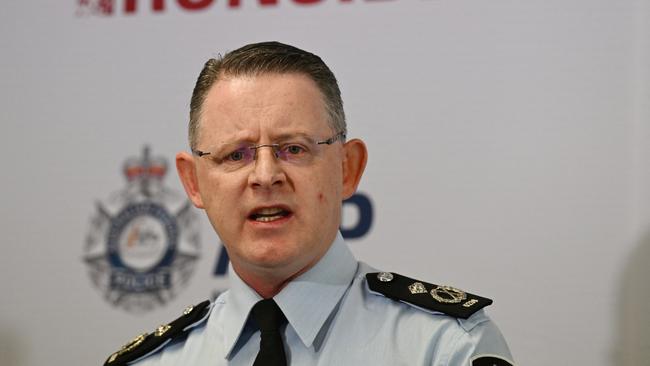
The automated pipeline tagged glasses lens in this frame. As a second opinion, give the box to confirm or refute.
[276,139,318,165]
[207,145,253,171]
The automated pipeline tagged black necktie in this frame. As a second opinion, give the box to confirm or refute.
[251,299,288,366]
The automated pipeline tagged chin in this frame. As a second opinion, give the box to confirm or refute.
[246,243,299,267]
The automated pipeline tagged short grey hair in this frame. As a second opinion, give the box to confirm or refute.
[188,41,346,149]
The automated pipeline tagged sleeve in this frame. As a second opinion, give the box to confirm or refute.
[442,310,515,366]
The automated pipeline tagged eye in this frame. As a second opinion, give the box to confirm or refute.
[284,144,305,155]
[225,148,247,162]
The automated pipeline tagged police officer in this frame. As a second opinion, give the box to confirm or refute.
[104,41,514,366]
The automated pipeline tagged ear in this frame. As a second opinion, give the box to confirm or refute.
[341,138,368,200]
[176,151,205,209]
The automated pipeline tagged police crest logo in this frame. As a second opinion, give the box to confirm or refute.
[83,146,201,313]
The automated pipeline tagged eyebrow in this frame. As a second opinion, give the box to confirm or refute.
[207,131,318,151]
[226,132,316,144]
[272,132,316,143]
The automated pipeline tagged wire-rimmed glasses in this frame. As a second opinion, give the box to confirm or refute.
[192,131,346,172]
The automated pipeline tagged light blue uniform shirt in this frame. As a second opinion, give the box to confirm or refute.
[133,233,513,365]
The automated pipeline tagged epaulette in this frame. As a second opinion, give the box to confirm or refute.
[104,300,212,366]
[366,272,492,319]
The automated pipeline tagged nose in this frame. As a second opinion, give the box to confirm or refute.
[248,145,286,189]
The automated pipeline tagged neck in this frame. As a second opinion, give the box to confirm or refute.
[246,277,289,299]
[233,261,318,299]
[231,234,338,298]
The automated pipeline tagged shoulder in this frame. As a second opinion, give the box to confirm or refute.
[103,300,212,366]
[361,269,514,364]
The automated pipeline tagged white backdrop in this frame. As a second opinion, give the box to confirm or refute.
[1,1,649,365]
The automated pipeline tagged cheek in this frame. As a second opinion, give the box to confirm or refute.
[197,173,239,216]
[311,172,343,204]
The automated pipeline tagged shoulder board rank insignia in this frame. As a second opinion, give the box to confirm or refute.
[366,272,492,319]
[104,300,211,366]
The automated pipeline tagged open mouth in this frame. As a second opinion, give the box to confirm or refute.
[248,207,292,223]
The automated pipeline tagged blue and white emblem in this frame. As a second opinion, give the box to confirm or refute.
[84,146,201,312]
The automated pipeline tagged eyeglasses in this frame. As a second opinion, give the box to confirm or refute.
[192,131,346,172]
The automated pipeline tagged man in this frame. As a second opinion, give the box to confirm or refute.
[105,41,514,366]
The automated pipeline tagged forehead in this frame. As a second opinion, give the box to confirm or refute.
[198,73,331,143]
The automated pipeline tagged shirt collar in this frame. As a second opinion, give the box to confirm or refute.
[274,232,357,348]
[220,262,262,359]
[220,232,358,358]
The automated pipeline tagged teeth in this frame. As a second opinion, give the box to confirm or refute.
[251,207,288,222]
[255,215,284,222]
[257,207,284,215]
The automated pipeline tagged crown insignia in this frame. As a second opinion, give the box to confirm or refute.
[122,146,167,181]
